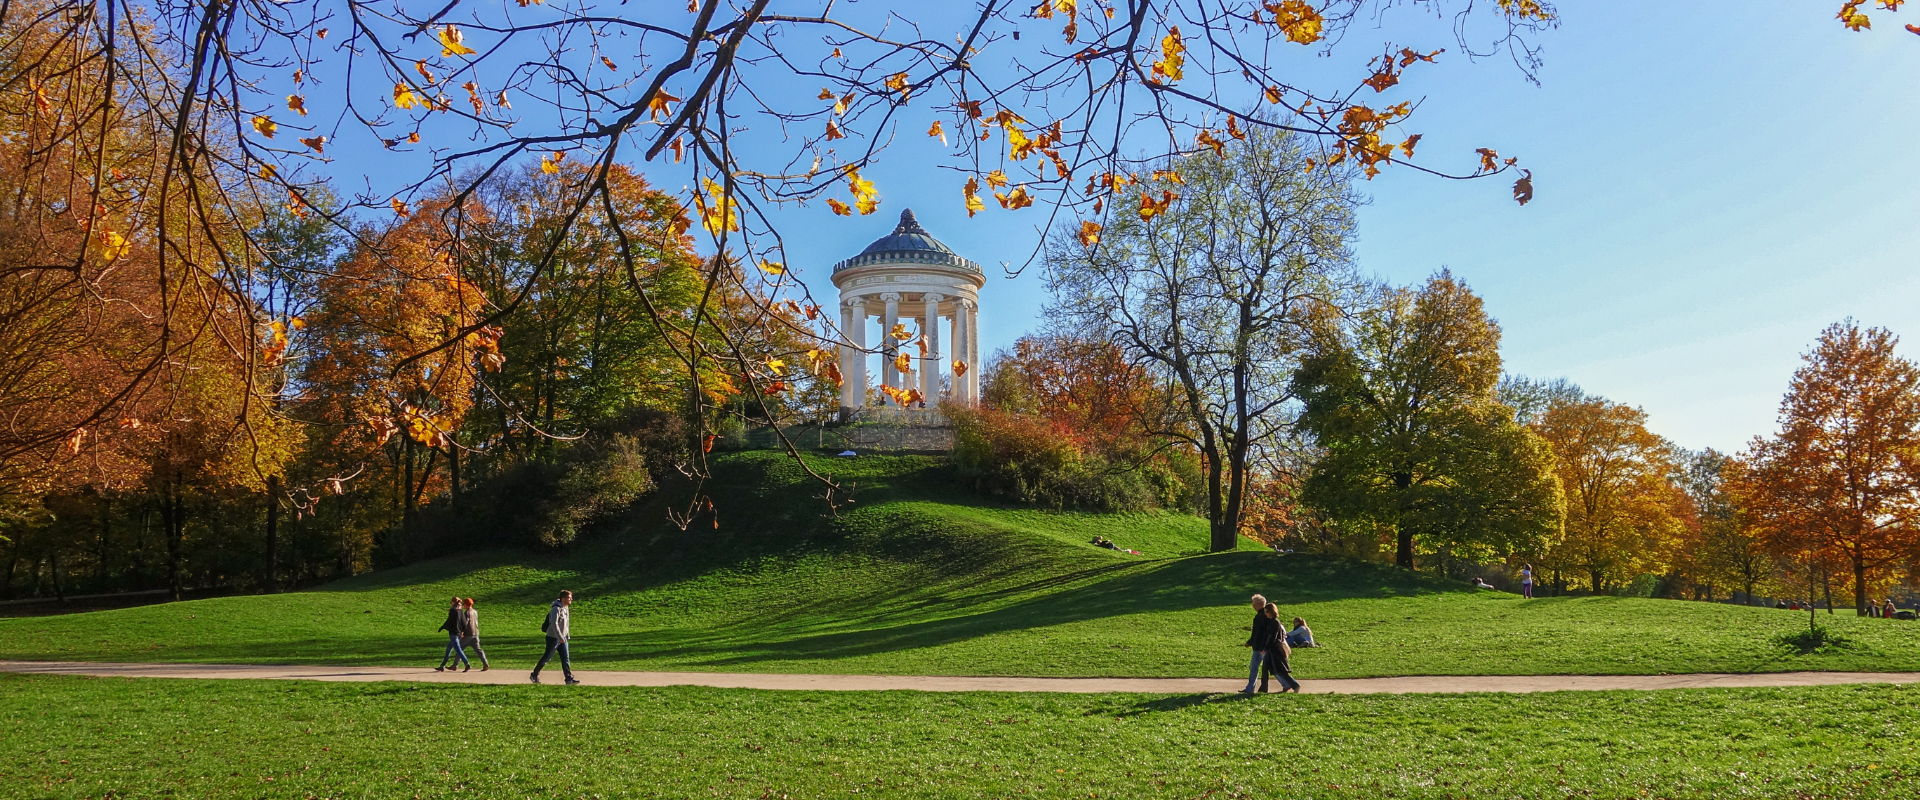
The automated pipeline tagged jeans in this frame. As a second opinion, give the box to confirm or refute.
[1522,582,1534,599]
[1262,649,1302,692]
[1243,650,1264,691]
[533,636,573,679]
[438,632,470,669]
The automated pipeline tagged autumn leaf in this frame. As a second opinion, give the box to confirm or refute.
[827,198,853,216]
[1151,25,1185,83]
[287,95,307,115]
[1512,169,1534,206]
[984,169,1010,188]
[649,90,680,121]
[251,115,278,138]
[696,177,740,233]
[952,359,969,378]
[1263,85,1283,104]
[393,83,424,110]
[1077,220,1102,247]
[64,427,86,455]
[1909,23,1920,34]
[1227,116,1246,140]
[540,151,564,174]
[98,229,130,263]
[763,380,789,395]
[1400,134,1422,157]
[994,185,1034,210]
[1196,129,1226,156]
[758,260,786,276]
[600,55,618,71]
[1475,147,1500,174]
[885,71,911,97]
[848,169,880,214]
[928,120,947,145]
[438,25,477,57]
[391,198,411,217]
[298,136,326,153]
[1138,189,1177,220]
[289,316,307,330]
[963,176,985,217]
[1270,0,1325,45]
[766,358,788,376]
[890,323,913,341]
[894,352,914,374]
[825,120,846,140]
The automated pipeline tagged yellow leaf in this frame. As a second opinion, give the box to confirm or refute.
[848,169,879,215]
[393,83,423,110]
[1150,25,1185,83]
[98,229,130,263]
[252,115,278,138]
[1263,85,1283,104]
[963,176,985,217]
[885,72,910,96]
[696,177,740,234]
[894,352,914,374]
[438,25,477,57]
[952,359,969,378]
[540,152,564,174]
[984,169,1010,188]
[289,316,307,330]
[890,323,913,341]
[758,259,786,275]
[928,120,947,146]
[994,185,1033,210]
[1270,0,1325,45]
[767,358,788,376]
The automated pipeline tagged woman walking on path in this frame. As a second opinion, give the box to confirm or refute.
[1241,594,1275,694]
[435,596,472,672]
[462,597,490,671]
[1260,603,1302,693]
[1520,564,1534,599]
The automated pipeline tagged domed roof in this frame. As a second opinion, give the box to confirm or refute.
[856,209,956,258]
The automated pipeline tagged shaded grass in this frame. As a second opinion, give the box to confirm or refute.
[1,452,1918,678]
[3,674,1918,799]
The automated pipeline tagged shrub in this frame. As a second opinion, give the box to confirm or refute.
[1772,625,1855,654]
[949,407,1190,512]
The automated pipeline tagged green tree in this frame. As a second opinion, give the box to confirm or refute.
[1293,272,1563,571]
[1045,126,1360,551]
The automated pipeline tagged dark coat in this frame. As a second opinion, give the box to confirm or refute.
[438,607,468,637]
[1246,613,1280,650]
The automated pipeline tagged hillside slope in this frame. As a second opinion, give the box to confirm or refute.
[2,452,1916,678]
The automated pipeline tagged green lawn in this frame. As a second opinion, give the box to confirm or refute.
[4,674,1917,799]
[2,452,1916,678]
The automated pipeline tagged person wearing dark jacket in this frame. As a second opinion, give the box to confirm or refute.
[1241,594,1274,693]
[434,596,472,672]
[1259,602,1302,693]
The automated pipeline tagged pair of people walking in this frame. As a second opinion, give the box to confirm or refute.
[435,596,490,672]
[1241,594,1302,694]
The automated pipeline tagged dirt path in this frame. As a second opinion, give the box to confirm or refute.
[5,660,1919,694]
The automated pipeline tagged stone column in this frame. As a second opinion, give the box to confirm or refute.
[846,296,868,411]
[951,299,970,403]
[962,298,981,403]
[838,297,861,413]
[879,292,901,399]
[920,293,944,406]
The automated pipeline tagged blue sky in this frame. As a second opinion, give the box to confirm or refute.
[305,2,1918,454]
[756,3,1920,454]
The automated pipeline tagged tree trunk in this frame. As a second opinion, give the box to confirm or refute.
[1852,557,1868,616]
[161,484,186,602]
[264,475,280,593]
[1391,472,1415,570]
[1,537,17,599]
[48,552,65,602]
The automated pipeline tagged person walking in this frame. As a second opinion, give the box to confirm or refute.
[531,590,578,685]
[1241,594,1273,694]
[435,596,472,672]
[462,597,490,671]
[1520,564,1535,599]
[1259,603,1302,693]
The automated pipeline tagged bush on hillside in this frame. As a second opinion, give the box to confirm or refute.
[949,407,1196,512]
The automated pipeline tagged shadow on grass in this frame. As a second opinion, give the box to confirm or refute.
[1089,692,1257,717]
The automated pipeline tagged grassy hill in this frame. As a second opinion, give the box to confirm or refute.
[2,451,1917,678]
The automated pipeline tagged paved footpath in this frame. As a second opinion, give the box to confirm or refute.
[4,660,1919,694]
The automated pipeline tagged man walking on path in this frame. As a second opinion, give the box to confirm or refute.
[531,590,578,685]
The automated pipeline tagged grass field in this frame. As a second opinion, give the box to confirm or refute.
[2,452,1916,678]
[4,674,1917,799]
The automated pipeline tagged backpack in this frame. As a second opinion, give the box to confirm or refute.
[540,609,552,633]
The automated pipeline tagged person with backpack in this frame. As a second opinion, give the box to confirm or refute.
[434,596,472,672]
[531,590,578,685]
[461,597,490,671]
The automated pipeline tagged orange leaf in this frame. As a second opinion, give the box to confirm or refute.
[894,352,913,374]
[391,198,410,217]
[827,198,853,216]
[952,359,969,378]
[928,120,947,145]
[825,120,845,140]
[649,90,680,121]
[600,55,618,72]
[299,136,326,154]
[1077,220,1102,247]
[287,95,307,115]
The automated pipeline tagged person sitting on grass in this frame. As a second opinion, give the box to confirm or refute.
[1286,617,1317,648]
[1470,577,1493,590]
[1885,598,1899,619]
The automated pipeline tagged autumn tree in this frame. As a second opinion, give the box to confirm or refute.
[1046,126,1360,550]
[1293,272,1563,571]
[1743,321,1920,615]
[1530,399,1689,594]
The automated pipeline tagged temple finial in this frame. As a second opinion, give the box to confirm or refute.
[896,208,924,233]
